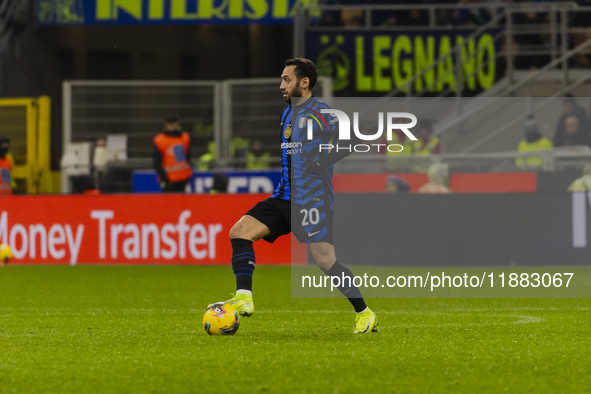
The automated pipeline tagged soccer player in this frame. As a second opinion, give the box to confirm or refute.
[216,58,378,334]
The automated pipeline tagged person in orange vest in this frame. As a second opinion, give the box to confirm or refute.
[153,117,192,193]
[0,135,13,196]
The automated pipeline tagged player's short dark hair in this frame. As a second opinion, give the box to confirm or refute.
[285,58,317,90]
[164,116,179,124]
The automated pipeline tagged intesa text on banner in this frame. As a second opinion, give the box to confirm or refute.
[0,195,290,265]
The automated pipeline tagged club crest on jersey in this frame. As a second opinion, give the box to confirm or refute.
[284,126,292,139]
[298,117,307,128]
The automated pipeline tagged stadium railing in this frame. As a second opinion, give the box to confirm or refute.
[63,80,221,161]
[334,147,591,174]
[62,78,332,172]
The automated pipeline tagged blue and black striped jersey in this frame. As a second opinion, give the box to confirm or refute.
[271,97,339,208]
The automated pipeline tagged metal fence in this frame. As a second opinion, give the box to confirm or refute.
[63,80,221,161]
[63,78,333,170]
[334,148,591,174]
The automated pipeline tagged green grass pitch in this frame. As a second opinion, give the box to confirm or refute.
[0,265,590,393]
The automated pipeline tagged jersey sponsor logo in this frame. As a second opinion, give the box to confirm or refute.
[281,141,303,155]
[281,142,302,149]
[308,231,320,237]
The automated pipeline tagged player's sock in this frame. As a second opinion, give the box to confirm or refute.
[324,260,367,313]
[231,238,256,292]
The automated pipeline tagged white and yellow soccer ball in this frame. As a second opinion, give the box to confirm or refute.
[0,244,13,264]
[203,302,240,335]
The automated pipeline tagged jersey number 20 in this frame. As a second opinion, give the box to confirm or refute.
[300,208,320,226]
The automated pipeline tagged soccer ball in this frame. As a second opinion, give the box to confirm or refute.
[0,244,12,264]
[203,302,240,335]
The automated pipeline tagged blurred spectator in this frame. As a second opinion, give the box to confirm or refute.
[413,121,441,172]
[231,136,250,169]
[341,8,364,28]
[453,0,491,27]
[93,138,108,173]
[386,175,410,193]
[153,116,192,193]
[407,8,429,26]
[515,115,553,169]
[198,141,215,171]
[555,115,590,148]
[192,120,214,159]
[568,163,591,191]
[389,9,429,27]
[418,163,452,194]
[514,10,550,69]
[246,139,271,170]
[210,173,229,194]
[92,138,108,192]
[571,0,591,67]
[435,8,453,27]
[413,120,441,155]
[385,118,415,171]
[554,97,588,146]
[0,135,14,196]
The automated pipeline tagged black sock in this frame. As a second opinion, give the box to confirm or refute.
[324,260,367,313]
[231,238,256,292]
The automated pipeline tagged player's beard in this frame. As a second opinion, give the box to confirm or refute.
[284,85,303,104]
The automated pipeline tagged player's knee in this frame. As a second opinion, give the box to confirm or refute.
[315,259,333,272]
[229,222,245,240]
[310,250,333,271]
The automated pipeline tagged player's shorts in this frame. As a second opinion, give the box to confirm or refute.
[245,197,334,244]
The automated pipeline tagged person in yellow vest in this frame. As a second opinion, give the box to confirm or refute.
[386,125,415,171]
[412,121,440,173]
[516,115,553,170]
[568,163,591,191]
[153,117,192,193]
[246,139,271,170]
[417,163,452,194]
[197,141,216,171]
[0,135,13,196]
[413,121,441,155]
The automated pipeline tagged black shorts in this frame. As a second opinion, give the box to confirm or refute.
[245,197,334,244]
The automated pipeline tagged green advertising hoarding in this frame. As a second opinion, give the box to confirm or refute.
[306,30,499,95]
